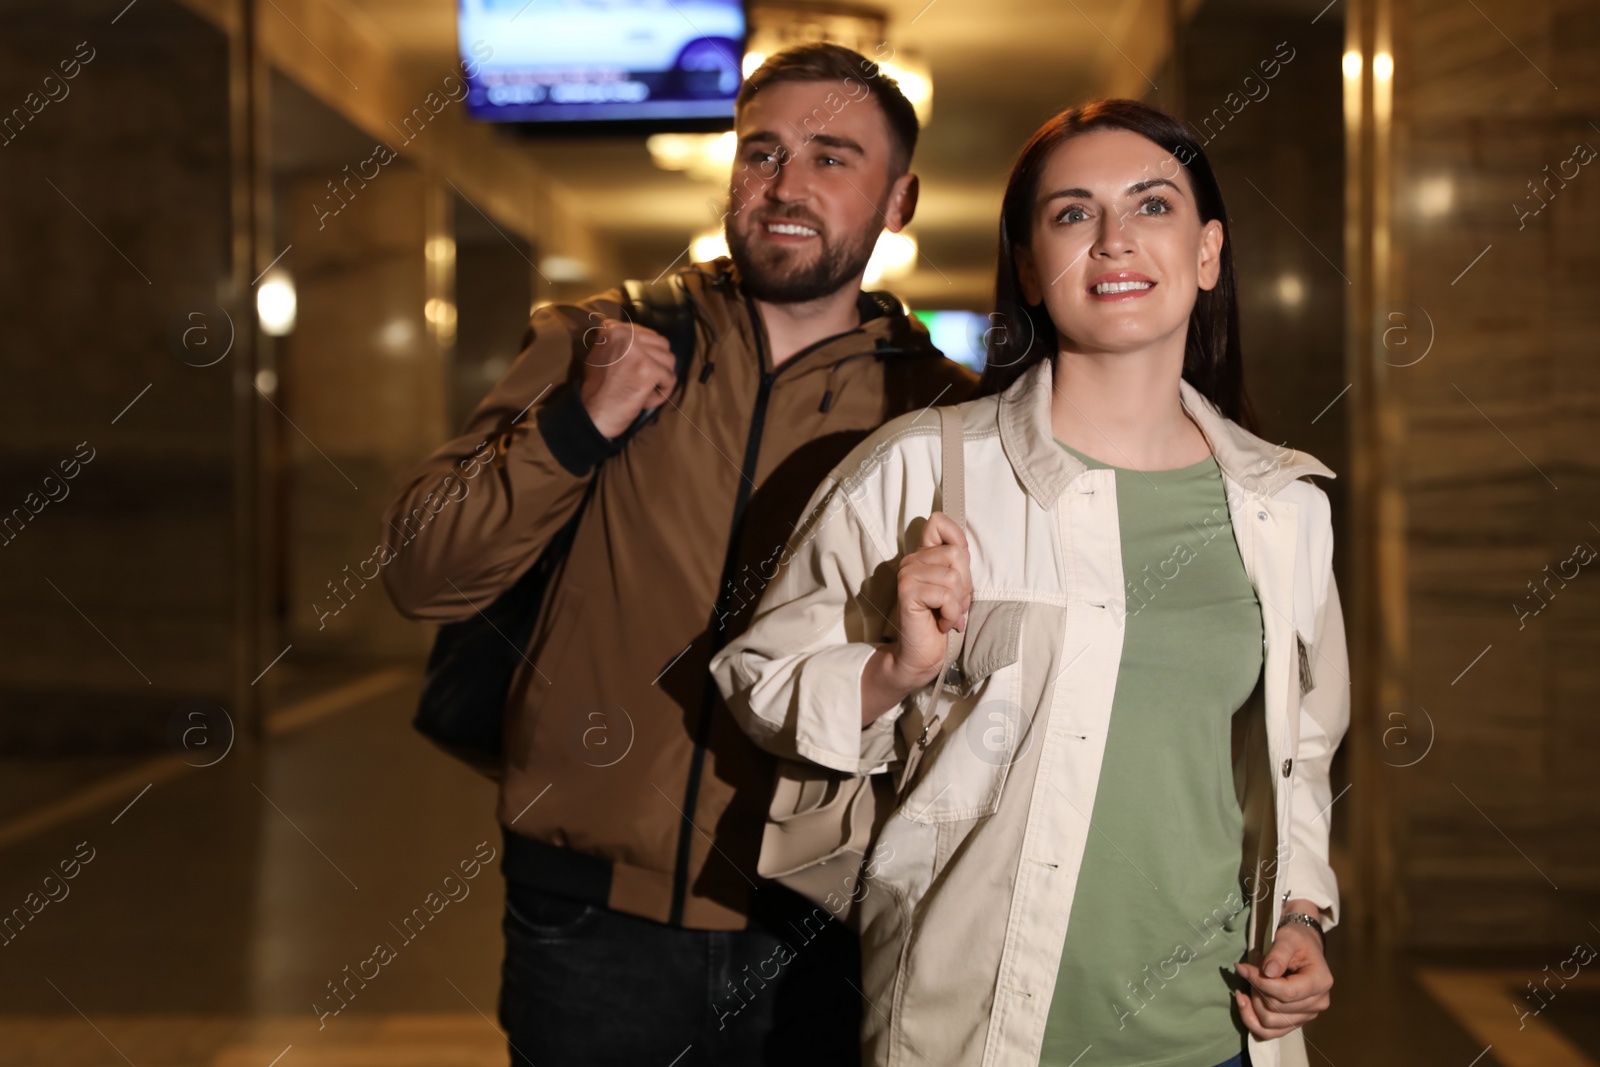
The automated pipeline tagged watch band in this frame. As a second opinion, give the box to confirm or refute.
[1277,911,1324,939]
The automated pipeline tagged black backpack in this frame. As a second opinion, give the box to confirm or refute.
[412,277,698,775]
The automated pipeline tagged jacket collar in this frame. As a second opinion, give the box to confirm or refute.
[997,358,1335,509]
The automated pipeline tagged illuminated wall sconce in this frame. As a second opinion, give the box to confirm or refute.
[257,270,297,336]
[426,236,456,264]
[1373,52,1394,81]
[1274,273,1305,310]
[425,297,458,342]
[1342,50,1362,80]
[380,319,417,352]
[1415,175,1454,218]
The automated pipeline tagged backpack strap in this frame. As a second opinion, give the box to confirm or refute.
[616,275,697,441]
[622,276,697,382]
[896,405,967,783]
[939,404,966,532]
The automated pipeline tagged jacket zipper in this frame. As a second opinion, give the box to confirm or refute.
[667,293,856,925]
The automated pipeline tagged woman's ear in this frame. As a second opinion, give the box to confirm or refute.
[1013,244,1043,305]
[1197,218,1225,291]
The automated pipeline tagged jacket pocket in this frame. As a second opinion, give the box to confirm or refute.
[954,599,1026,691]
[897,598,1028,824]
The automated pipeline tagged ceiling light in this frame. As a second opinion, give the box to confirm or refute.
[877,54,932,125]
[647,131,738,183]
[539,255,591,284]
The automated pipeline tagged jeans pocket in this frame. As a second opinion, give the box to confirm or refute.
[504,883,598,941]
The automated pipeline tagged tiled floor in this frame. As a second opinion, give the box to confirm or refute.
[0,665,506,1064]
[0,663,1591,1066]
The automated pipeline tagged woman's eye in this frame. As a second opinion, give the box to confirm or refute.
[1137,196,1172,216]
[1057,206,1089,224]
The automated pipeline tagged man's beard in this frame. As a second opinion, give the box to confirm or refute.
[726,209,879,304]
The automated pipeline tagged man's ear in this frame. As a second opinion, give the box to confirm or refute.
[1014,244,1042,305]
[1197,218,1225,291]
[884,171,919,231]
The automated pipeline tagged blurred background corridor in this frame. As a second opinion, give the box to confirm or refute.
[0,0,1597,1063]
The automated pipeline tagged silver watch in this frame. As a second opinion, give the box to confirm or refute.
[1276,911,1323,939]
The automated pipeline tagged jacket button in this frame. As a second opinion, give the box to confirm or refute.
[1257,510,1268,521]
[1282,758,1293,777]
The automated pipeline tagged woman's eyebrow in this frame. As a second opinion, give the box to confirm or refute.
[1128,177,1185,197]
[1041,186,1095,203]
[1041,177,1186,203]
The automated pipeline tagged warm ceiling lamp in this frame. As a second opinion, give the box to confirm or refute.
[647,130,739,183]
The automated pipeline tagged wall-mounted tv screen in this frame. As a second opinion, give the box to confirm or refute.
[457,0,746,128]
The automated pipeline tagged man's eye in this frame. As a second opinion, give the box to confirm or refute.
[820,156,842,166]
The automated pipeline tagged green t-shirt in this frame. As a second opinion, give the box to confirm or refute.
[1038,441,1263,1067]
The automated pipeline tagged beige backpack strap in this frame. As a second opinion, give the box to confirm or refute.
[900,407,967,771]
[940,405,965,532]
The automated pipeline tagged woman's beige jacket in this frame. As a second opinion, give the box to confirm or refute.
[711,359,1349,1067]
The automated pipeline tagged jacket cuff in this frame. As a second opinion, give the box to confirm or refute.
[791,643,884,775]
[536,384,617,476]
[1284,855,1340,932]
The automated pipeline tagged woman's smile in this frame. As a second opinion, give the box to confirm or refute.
[1088,270,1158,300]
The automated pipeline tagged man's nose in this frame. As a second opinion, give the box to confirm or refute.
[767,158,810,203]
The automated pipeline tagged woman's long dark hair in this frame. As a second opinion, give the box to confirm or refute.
[976,99,1256,431]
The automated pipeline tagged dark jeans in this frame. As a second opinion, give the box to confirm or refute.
[498,877,863,1066]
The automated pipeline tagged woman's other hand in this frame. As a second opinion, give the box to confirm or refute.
[1233,902,1333,1040]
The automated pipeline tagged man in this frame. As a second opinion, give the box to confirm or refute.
[381,43,975,1066]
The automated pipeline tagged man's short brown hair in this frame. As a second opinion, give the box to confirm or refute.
[736,42,920,175]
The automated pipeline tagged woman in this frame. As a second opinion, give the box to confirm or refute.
[711,99,1347,1067]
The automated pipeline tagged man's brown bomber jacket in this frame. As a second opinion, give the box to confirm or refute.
[381,258,977,929]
